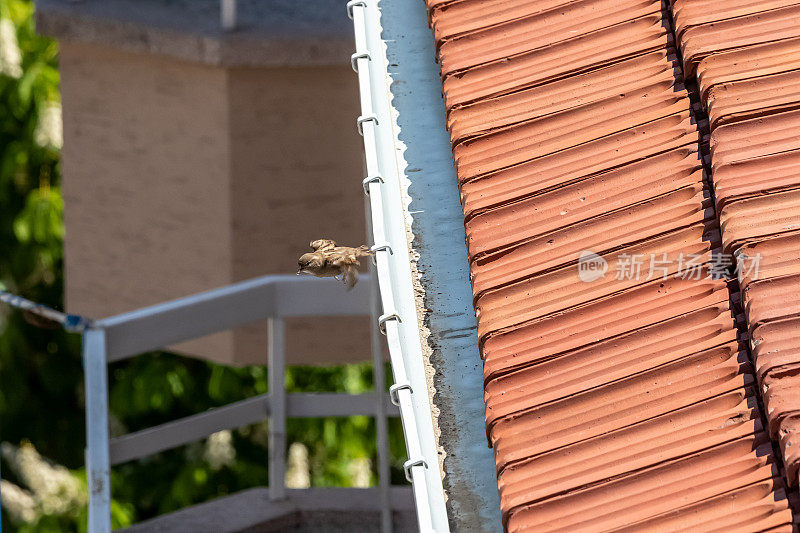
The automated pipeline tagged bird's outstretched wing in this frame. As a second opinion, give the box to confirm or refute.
[310,239,337,252]
[330,250,363,290]
[301,240,371,288]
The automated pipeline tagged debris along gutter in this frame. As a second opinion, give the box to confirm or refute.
[348,1,449,532]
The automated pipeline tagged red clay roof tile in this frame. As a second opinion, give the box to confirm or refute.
[459,115,699,216]
[752,317,800,382]
[470,196,713,299]
[464,151,702,257]
[719,189,800,252]
[441,15,670,107]
[490,343,751,467]
[608,481,793,533]
[778,415,800,484]
[430,0,588,47]
[483,302,735,412]
[696,36,800,100]
[447,50,679,143]
[744,274,800,327]
[481,276,730,380]
[497,391,761,509]
[671,0,800,488]
[763,371,800,435]
[506,438,780,531]
[427,0,794,526]
[437,0,661,73]
[736,232,800,289]
[706,69,800,128]
[671,0,800,38]
[680,4,800,77]
[710,108,800,172]
[713,149,800,210]
[453,81,690,179]
[475,229,712,335]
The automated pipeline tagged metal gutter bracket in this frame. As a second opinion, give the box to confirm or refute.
[347,1,450,530]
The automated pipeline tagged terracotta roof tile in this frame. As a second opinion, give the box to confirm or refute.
[453,81,690,179]
[778,415,800,484]
[464,151,703,256]
[696,36,800,100]
[671,0,800,488]
[475,228,712,335]
[447,50,679,143]
[440,15,670,107]
[744,274,800,327]
[490,343,751,467]
[482,276,730,381]
[713,149,800,209]
[608,481,793,533]
[671,0,800,38]
[497,391,761,508]
[763,371,800,435]
[429,0,592,47]
[437,0,661,74]
[736,232,800,290]
[466,150,703,249]
[427,0,794,526]
[506,438,780,531]
[706,69,800,128]
[719,189,800,252]
[459,115,699,216]
[752,317,800,382]
[710,108,800,172]
[470,198,713,300]
[679,4,800,77]
[483,303,736,423]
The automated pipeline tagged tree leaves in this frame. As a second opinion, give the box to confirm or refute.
[13,185,63,245]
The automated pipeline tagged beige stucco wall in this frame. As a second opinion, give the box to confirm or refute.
[59,42,371,365]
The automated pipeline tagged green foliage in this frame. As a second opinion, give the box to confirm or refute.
[0,1,406,531]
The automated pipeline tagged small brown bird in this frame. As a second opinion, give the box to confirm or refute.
[297,239,372,289]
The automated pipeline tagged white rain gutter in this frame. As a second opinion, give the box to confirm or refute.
[348,1,450,531]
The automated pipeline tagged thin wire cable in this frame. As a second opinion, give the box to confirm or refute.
[0,290,93,332]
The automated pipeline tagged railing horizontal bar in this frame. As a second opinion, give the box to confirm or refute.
[109,393,399,465]
[98,275,371,361]
[109,394,271,465]
[287,393,399,418]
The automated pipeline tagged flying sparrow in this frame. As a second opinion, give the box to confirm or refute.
[297,239,373,289]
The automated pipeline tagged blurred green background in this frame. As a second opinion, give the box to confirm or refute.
[0,1,406,530]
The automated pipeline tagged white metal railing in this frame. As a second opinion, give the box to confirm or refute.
[220,0,236,31]
[348,0,450,530]
[80,274,400,532]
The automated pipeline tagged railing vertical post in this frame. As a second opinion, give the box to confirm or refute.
[368,197,393,533]
[83,328,112,533]
[220,0,236,31]
[267,317,286,500]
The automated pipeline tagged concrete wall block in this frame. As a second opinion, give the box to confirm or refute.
[59,42,371,365]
